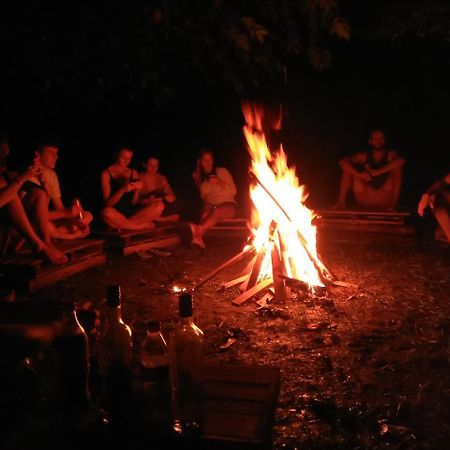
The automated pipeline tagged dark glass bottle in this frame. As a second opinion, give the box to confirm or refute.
[169,292,204,437]
[52,302,95,426]
[97,285,133,426]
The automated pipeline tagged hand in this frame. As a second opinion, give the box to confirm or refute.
[417,193,433,217]
[20,161,41,182]
[358,171,372,182]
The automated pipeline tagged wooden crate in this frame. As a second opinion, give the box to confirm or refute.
[0,238,106,293]
[201,363,280,450]
[93,225,180,256]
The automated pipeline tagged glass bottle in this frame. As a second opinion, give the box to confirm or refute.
[169,292,204,437]
[140,321,170,430]
[52,301,95,425]
[97,285,133,425]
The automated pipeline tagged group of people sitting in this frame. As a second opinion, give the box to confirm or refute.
[0,139,238,264]
[0,129,447,266]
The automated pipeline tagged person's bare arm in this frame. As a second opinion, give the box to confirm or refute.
[51,196,65,210]
[101,170,127,207]
[369,151,405,177]
[417,172,450,216]
[339,152,371,180]
[0,166,40,208]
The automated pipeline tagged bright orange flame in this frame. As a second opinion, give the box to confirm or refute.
[242,103,325,289]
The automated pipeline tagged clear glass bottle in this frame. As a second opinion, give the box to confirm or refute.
[97,285,133,425]
[169,292,204,437]
[140,321,170,430]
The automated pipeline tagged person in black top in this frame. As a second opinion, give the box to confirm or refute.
[417,172,450,243]
[100,147,164,231]
[335,130,404,210]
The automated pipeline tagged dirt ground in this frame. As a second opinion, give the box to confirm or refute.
[40,229,450,449]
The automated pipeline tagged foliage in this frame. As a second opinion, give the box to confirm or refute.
[0,1,349,105]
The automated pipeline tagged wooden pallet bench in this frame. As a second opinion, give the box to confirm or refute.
[93,224,180,256]
[209,218,249,237]
[0,238,106,293]
[314,209,415,235]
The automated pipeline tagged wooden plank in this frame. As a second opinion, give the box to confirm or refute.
[317,209,411,217]
[0,239,105,277]
[202,363,280,449]
[122,235,180,256]
[222,275,249,289]
[232,278,273,306]
[317,221,415,235]
[1,254,106,293]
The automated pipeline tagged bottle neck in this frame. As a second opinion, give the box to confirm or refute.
[179,316,194,326]
[105,305,123,324]
[59,309,84,336]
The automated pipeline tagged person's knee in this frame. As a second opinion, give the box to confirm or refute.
[82,211,93,225]
[101,207,115,221]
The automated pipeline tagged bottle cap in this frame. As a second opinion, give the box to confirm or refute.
[106,285,122,307]
[178,293,193,317]
[146,320,161,332]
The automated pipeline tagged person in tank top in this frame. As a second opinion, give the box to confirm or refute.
[100,147,164,231]
[335,130,404,210]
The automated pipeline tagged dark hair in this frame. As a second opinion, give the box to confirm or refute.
[196,148,216,184]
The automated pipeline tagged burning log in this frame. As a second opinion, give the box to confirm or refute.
[242,246,267,291]
[270,239,289,302]
[194,247,254,290]
[232,278,273,306]
[221,275,249,289]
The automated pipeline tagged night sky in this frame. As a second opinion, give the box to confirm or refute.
[1,1,449,217]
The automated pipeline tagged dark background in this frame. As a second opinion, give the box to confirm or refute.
[1,1,449,219]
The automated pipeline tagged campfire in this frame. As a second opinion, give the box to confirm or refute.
[195,103,344,305]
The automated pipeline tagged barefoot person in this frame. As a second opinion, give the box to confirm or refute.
[138,155,180,223]
[23,143,93,242]
[335,130,404,210]
[101,146,163,230]
[417,171,450,243]
[0,139,67,264]
[189,148,237,248]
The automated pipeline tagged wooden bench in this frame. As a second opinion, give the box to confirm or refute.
[209,218,249,237]
[314,209,415,235]
[0,238,106,293]
[93,224,180,256]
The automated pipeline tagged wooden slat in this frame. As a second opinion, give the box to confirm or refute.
[232,278,273,306]
[122,235,180,256]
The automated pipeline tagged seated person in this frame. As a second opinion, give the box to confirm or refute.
[101,146,163,231]
[138,155,179,222]
[417,172,450,243]
[0,138,67,264]
[22,143,93,242]
[335,130,404,210]
[189,148,237,248]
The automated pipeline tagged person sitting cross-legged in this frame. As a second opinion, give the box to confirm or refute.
[335,130,404,210]
[22,143,93,243]
[189,148,237,249]
[101,146,163,231]
[138,155,180,223]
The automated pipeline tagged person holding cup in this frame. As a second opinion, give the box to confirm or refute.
[101,146,163,231]
[190,148,237,248]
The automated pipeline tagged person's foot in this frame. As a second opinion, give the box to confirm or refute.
[191,235,206,249]
[39,244,68,264]
[332,201,346,210]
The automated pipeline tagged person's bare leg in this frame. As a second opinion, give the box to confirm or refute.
[434,208,450,243]
[388,167,403,209]
[192,204,236,248]
[128,203,164,227]
[335,172,353,208]
[22,188,52,244]
[101,207,152,231]
[7,195,67,264]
